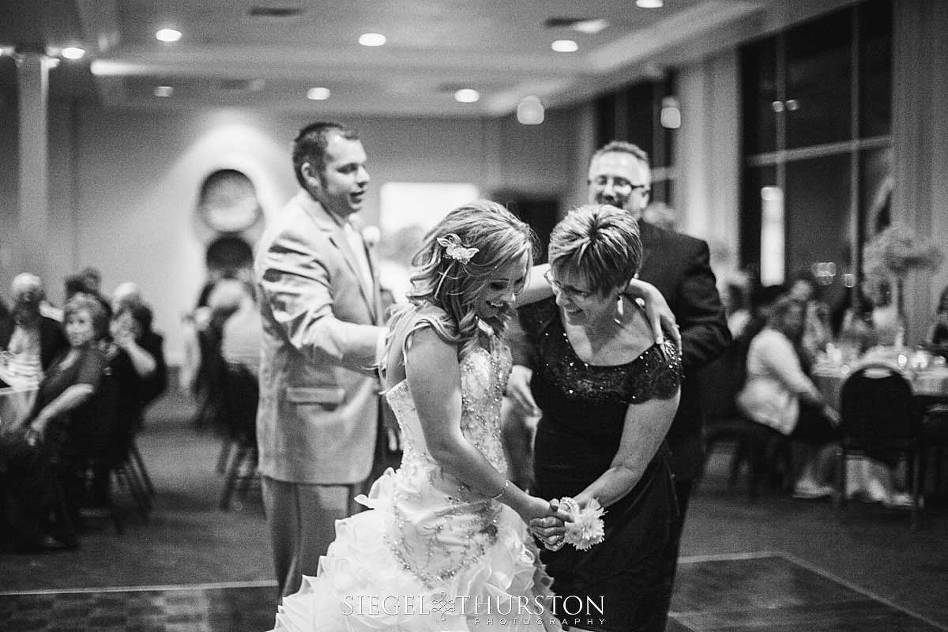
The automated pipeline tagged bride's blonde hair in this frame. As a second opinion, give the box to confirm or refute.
[387,200,534,360]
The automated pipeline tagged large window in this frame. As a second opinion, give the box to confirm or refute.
[739,0,892,300]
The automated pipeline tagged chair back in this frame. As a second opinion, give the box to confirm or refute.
[64,364,126,465]
[220,364,259,443]
[839,363,920,446]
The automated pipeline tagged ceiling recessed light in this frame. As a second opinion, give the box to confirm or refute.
[551,40,578,53]
[156,28,182,43]
[154,85,174,97]
[573,18,610,34]
[636,0,664,8]
[61,46,86,60]
[517,96,544,125]
[307,87,331,100]
[358,32,386,47]
[454,88,480,103]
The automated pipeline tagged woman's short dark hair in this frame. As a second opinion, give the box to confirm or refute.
[548,204,642,296]
[63,293,110,341]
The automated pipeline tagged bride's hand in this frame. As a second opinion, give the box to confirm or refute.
[527,499,571,549]
[624,279,680,348]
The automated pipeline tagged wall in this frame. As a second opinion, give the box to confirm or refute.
[892,0,948,343]
[675,50,741,285]
[0,57,18,296]
[52,106,578,364]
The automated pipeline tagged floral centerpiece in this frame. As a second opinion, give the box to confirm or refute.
[863,223,943,306]
[862,224,943,346]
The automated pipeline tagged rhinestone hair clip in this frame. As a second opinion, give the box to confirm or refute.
[437,233,479,265]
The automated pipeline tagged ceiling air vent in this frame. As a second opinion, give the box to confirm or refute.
[248,5,303,18]
[215,78,266,92]
[543,17,609,34]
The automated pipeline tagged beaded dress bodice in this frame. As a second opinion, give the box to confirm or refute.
[379,334,512,588]
[519,298,681,499]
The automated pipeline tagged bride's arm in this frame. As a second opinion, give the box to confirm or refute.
[405,327,562,524]
[516,264,680,347]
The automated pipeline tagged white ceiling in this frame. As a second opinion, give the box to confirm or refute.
[0,0,858,117]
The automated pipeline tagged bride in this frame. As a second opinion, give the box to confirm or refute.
[271,201,674,631]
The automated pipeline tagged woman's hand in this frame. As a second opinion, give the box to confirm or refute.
[26,413,50,446]
[527,499,571,549]
[624,279,680,347]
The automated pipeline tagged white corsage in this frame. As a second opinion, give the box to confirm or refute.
[555,497,606,551]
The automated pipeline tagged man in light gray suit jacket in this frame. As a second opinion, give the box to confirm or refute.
[255,122,385,597]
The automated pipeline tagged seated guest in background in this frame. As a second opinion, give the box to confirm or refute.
[110,284,168,411]
[0,294,109,549]
[0,273,69,388]
[787,269,831,367]
[112,303,167,421]
[835,287,878,359]
[926,284,948,347]
[219,280,262,377]
[737,295,840,499]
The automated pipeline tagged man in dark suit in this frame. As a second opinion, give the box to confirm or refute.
[586,140,730,610]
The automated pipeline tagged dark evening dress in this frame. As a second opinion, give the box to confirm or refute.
[519,299,682,632]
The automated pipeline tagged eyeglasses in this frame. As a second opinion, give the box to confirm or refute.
[590,176,650,195]
[544,269,594,301]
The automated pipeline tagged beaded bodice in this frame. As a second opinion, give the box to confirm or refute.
[518,298,681,498]
[385,335,511,476]
[380,334,512,588]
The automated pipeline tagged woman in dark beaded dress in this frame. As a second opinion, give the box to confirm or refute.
[522,205,682,632]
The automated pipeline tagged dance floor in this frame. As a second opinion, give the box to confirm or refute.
[0,552,944,632]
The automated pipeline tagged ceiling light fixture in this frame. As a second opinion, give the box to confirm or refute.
[61,46,86,60]
[358,33,386,47]
[154,85,174,97]
[636,0,664,8]
[517,96,544,125]
[551,40,578,53]
[454,88,480,103]
[660,96,681,129]
[307,87,331,100]
[571,19,609,34]
[156,28,182,43]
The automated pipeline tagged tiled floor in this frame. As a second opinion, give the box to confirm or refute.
[2,554,944,632]
[668,552,947,632]
[0,581,277,632]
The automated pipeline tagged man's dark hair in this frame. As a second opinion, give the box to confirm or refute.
[292,122,360,189]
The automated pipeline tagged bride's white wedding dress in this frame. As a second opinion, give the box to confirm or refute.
[272,333,561,631]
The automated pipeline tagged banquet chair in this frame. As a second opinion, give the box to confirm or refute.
[76,363,155,531]
[219,363,259,511]
[836,363,924,529]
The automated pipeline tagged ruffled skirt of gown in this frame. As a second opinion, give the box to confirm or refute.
[272,468,562,632]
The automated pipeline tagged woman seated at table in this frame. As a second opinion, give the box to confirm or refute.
[737,295,840,498]
[0,294,109,550]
